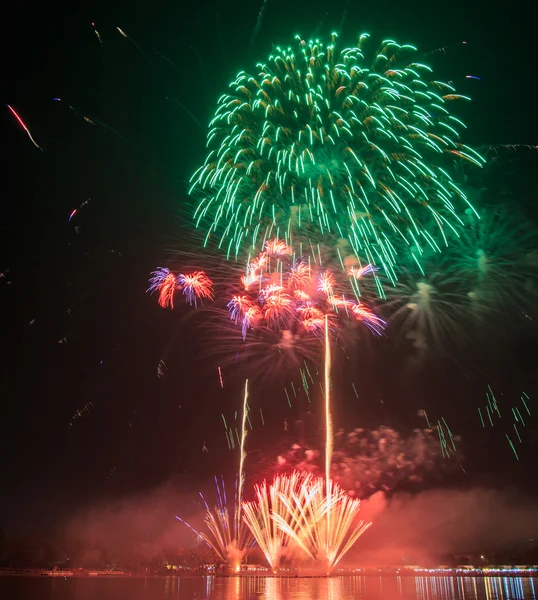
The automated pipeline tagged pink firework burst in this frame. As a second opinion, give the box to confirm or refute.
[264,239,293,258]
[225,238,384,340]
[288,259,312,290]
[317,271,336,296]
[178,271,214,305]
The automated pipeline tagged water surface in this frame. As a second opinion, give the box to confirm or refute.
[1,575,536,599]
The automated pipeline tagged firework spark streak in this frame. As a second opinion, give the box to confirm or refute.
[265,424,463,496]
[6,105,43,151]
[91,22,103,46]
[148,268,177,308]
[479,386,533,460]
[276,478,371,571]
[175,476,253,570]
[190,34,484,280]
[242,473,313,571]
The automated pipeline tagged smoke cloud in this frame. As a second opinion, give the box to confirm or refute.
[351,487,538,565]
[60,484,203,564]
[56,482,538,569]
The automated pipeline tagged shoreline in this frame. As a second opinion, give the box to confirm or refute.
[1,568,536,579]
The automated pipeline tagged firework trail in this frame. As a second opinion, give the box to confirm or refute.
[242,472,315,571]
[166,95,204,131]
[190,34,484,282]
[337,1,350,34]
[386,267,477,356]
[176,381,253,571]
[248,0,268,54]
[447,207,537,316]
[235,380,249,547]
[6,105,43,151]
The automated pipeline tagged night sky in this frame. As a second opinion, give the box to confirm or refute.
[3,0,537,540]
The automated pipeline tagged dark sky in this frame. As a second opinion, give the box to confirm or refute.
[3,0,537,538]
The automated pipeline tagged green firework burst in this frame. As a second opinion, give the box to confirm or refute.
[190,33,485,284]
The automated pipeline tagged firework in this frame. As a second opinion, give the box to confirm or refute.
[175,475,253,571]
[278,478,371,572]
[447,207,537,315]
[190,34,484,282]
[479,385,533,461]
[91,22,103,46]
[184,237,384,384]
[242,473,370,572]
[148,268,214,308]
[226,238,385,340]
[148,231,384,383]
[176,382,253,571]
[235,381,249,549]
[387,268,476,354]
[7,104,43,151]
[242,472,331,571]
[201,317,324,381]
[242,473,310,571]
[382,205,537,356]
[324,315,332,489]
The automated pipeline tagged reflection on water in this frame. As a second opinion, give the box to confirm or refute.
[0,575,536,599]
